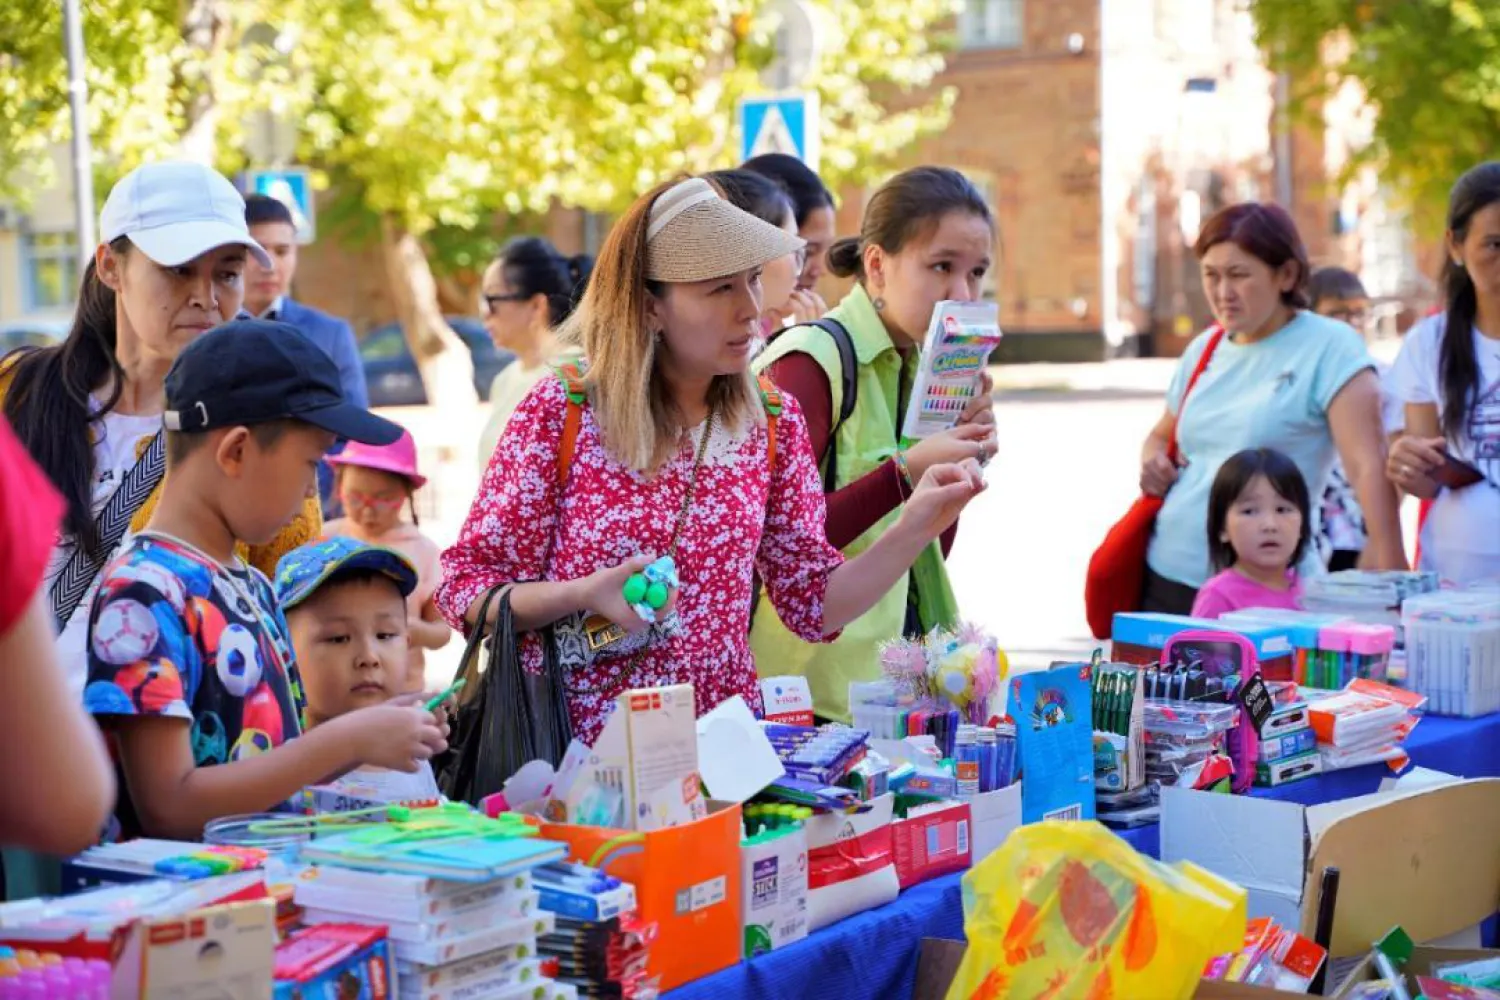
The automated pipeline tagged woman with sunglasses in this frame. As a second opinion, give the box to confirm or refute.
[477,237,593,468]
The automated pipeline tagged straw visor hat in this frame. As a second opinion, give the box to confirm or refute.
[645,178,806,283]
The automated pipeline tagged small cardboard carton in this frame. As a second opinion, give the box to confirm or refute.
[1161,776,1500,957]
[542,802,742,991]
[740,827,809,958]
[891,800,972,889]
[1331,945,1500,998]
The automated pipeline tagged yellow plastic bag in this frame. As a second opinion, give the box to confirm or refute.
[947,821,1246,1000]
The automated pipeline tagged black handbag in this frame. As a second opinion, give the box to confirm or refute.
[433,584,573,805]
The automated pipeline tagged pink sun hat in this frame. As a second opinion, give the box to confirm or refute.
[326,428,427,489]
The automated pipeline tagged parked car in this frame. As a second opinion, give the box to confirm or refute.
[0,317,69,355]
[360,316,515,407]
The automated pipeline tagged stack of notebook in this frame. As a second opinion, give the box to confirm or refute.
[295,825,577,1000]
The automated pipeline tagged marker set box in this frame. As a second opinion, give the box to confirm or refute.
[901,300,1002,439]
[1402,589,1500,717]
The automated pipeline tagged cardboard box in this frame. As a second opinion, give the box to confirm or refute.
[740,827,808,957]
[1256,726,1317,763]
[968,783,1022,864]
[891,801,972,889]
[1331,945,1500,998]
[140,898,277,998]
[1161,777,1500,957]
[541,802,741,991]
[805,793,899,932]
[1253,751,1322,788]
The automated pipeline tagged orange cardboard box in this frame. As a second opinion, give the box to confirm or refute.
[541,802,742,991]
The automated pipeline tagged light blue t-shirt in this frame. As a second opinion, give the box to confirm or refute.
[1148,311,1375,588]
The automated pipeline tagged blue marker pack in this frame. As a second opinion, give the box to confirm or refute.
[1255,726,1317,763]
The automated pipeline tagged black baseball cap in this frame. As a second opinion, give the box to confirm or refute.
[164,319,401,445]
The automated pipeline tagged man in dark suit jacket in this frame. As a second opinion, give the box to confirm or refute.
[244,194,369,514]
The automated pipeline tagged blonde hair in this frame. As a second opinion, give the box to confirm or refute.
[558,177,762,473]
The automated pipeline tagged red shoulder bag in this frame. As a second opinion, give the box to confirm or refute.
[1084,326,1225,639]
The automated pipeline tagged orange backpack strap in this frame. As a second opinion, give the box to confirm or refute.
[757,374,783,470]
[555,360,589,489]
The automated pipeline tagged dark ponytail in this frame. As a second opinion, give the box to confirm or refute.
[2,239,128,554]
[827,166,994,283]
[494,237,593,328]
[1438,162,1500,444]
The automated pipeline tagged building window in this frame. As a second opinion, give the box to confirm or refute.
[959,0,1023,50]
[23,231,80,311]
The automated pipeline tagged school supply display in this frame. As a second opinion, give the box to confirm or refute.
[61,840,268,893]
[1154,629,1275,793]
[0,947,111,999]
[1302,571,1442,645]
[761,722,869,786]
[435,583,573,806]
[1112,612,1298,680]
[1091,661,1145,795]
[1008,662,1096,822]
[1085,324,1225,640]
[865,623,1009,734]
[1402,590,1500,717]
[532,862,638,924]
[804,793,899,932]
[1201,916,1327,992]
[1307,679,1425,772]
[1142,699,1239,794]
[562,684,707,833]
[740,823,809,957]
[890,799,972,889]
[273,923,395,1000]
[947,819,1246,1000]
[294,854,561,994]
[537,912,658,1000]
[900,300,1002,439]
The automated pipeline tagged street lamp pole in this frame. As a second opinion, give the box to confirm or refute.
[62,0,96,266]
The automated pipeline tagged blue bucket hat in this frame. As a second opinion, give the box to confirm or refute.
[274,537,418,611]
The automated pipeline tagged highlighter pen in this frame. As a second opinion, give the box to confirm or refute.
[425,678,467,712]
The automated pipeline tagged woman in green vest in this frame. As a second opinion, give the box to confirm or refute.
[752,166,998,722]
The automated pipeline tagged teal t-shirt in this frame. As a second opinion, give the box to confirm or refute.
[1147,311,1375,588]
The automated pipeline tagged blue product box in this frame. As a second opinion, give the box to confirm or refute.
[1256,726,1317,763]
[1009,663,1096,823]
[1111,613,1296,662]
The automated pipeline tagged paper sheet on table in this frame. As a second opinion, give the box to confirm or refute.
[696,696,784,803]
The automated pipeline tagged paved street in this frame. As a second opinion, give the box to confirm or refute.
[390,359,1182,686]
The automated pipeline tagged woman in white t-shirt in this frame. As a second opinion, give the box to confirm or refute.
[1389,162,1500,586]
[475,237,592,469]
[0,162,318,697]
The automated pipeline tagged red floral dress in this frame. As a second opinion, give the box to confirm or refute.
[436,377,844,744]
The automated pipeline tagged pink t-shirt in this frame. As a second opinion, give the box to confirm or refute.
[1191,569,1303,619]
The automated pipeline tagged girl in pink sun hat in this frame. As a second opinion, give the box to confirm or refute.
[324,426,451,689]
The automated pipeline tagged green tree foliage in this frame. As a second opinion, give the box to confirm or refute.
[0,0,959,401]
[1252,0,1500,229]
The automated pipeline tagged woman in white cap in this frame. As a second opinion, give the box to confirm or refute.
[0,161,324,702]
[437,177,985,743]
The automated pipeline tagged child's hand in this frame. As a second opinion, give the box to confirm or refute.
[346,703,447,773]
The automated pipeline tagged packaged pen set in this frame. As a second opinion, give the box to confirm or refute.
[1402,589,1500,717]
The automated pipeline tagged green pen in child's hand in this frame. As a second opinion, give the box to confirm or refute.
[425,679,467,712]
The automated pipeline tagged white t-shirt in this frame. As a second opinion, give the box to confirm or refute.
[1390,313,1500,586]
[47,405,163,698]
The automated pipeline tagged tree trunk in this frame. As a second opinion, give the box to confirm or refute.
[175,0,229,164]
[379,215,479,408]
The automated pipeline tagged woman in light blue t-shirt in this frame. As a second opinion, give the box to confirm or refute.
[1137,203,1406,614]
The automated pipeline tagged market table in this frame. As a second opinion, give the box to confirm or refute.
[665,712,1500,1000]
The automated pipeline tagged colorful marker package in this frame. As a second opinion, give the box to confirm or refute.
[901,300,1002,439]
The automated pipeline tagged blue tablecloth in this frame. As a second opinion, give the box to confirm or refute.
[666,712,1500,1000]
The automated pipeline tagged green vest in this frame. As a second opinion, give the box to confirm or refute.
[750,285,959,723]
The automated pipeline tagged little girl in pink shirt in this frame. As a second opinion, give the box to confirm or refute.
[1192,448,1311,619]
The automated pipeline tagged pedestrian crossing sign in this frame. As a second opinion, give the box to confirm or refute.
[245,167,316,244]
[738,93,819,170]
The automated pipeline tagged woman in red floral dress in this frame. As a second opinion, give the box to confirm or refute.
[436,177,986,742]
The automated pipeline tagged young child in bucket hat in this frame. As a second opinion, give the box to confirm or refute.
[276,537,445,805]
[324,427,451,692]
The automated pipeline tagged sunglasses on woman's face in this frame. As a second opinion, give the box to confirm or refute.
[481,293,528,315]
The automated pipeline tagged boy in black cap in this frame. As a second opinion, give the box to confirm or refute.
[84,320,448,840]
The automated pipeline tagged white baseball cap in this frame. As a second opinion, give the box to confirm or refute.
[99,161,271,268]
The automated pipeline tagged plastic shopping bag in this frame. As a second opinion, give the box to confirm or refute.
[947,820,1246,1000]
